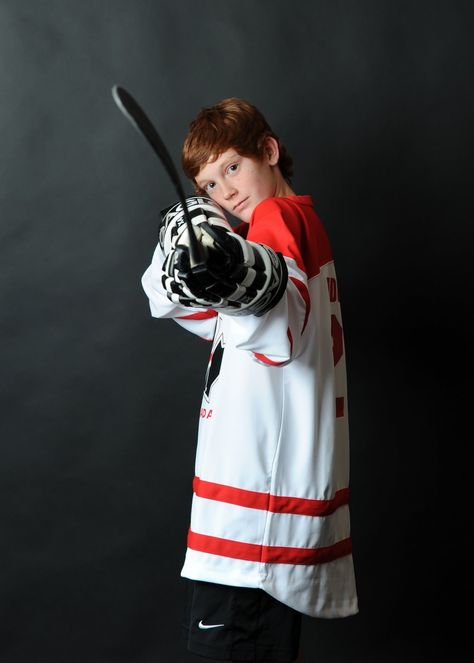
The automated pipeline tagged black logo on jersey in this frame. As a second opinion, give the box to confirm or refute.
[203,333,224,401]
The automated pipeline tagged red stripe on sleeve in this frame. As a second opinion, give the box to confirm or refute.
[289,277,311,334]
[252,328,293,366]
[177,310,218,320]
[252,352,287,366]
[287,327,293,354]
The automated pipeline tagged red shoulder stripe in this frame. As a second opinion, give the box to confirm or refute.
[248,198,333,278]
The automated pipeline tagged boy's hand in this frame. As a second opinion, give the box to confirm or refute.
[159,196,232,258]
[162,225,288,317]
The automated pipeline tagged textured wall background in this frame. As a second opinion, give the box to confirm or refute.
[1,1,471,661]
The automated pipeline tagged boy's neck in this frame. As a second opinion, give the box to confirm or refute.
[272,166,296,198]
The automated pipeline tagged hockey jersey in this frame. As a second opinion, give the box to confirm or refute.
[141,195,358,618]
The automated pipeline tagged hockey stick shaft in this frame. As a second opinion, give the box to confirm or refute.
[111,85,204,267]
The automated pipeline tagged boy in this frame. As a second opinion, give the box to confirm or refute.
[142,98,358,662]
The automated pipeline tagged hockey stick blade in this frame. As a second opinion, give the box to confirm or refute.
[111,85,204,267]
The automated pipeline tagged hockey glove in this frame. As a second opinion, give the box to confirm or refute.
[158,196,232,257]
[162,220,288,317]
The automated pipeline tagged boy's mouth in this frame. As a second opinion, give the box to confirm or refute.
[233,197,249,212]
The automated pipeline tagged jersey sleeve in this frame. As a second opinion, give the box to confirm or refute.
[141,242,217,341]
[221,198,326,365]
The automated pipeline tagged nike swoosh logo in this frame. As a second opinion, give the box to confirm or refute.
[198,620,225,630]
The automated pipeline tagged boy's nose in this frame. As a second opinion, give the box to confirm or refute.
[222,184,237,200]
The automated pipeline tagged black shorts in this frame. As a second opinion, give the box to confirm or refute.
[182,579,302,662]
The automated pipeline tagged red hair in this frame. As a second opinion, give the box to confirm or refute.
[182,97,293,194]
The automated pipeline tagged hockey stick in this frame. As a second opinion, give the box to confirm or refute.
[111,85,205,267]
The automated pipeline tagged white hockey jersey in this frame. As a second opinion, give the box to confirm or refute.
[142,195,358,618]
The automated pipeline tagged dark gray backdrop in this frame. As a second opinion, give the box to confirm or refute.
[1,1,472,661]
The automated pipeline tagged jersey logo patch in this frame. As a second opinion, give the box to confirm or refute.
[203,332,224,401]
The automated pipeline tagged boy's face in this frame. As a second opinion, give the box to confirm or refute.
[195,138,281,223]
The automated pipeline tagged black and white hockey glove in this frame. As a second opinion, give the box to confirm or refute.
[159,196,232,257]
[160,197,288,317]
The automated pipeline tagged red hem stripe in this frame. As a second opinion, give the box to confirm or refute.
[193,477,349,517]
[187,530,352,566]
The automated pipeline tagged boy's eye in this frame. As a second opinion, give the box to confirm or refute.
[205,182,215,191]
[228,163,238,174]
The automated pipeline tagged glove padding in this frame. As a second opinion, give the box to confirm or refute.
[162,221,288,317]
[159,196,232,257]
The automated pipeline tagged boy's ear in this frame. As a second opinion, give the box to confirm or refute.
[264,136,280,166]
